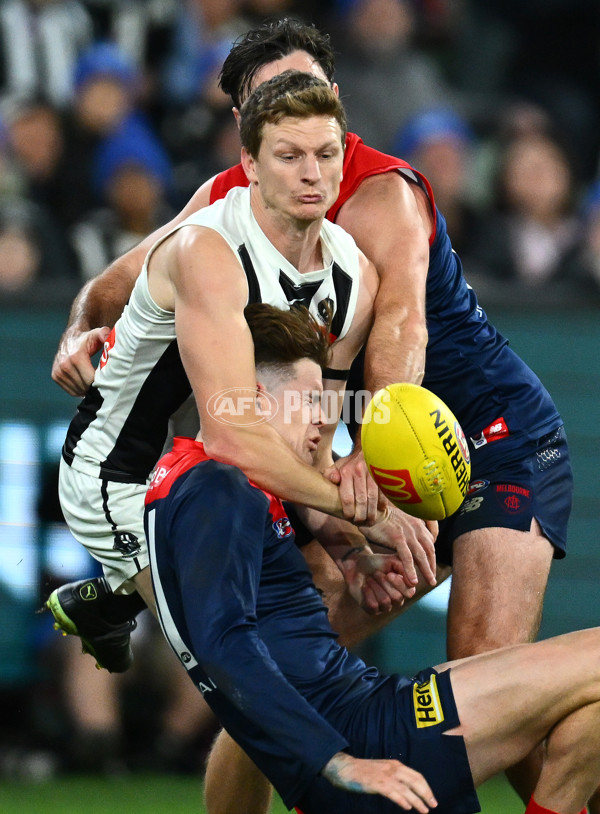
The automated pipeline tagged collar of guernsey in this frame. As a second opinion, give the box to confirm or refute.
[146,437,288,527]
[209,132,437,246]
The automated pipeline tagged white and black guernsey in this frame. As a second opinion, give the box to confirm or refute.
[62,186,361,485]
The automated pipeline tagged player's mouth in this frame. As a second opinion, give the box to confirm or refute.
[307,433,321,451]
[297,193,325,204]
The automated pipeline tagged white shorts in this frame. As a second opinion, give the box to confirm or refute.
[58,458,149,593]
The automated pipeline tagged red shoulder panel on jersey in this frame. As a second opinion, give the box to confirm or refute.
[327,133,438,245]
[145,437,208,504]
[210,164,249,203]
[146,436,293,539]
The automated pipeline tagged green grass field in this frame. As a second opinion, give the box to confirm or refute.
[0,773,523,813]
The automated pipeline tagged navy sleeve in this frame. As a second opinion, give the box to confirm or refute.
[167,465,348,802]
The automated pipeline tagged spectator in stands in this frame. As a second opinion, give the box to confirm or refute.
[0,0,93,109]
[450,0,600,185]
[70,117,174,280]
[559,181,600,304]
[0,98,76,301]
[81,0,179,126]
[466,130,584,301]
[0,199,78,303]
[58,41,150,228]
[331,0,454,153]
[3,98,72,225]
[159,32,239,206]
[160,0,248,109]
[393,107,484,259]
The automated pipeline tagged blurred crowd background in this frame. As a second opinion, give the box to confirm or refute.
[2,0,600,786]
[2,0,600,306]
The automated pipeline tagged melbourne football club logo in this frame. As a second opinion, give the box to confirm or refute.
[495,484,531,514]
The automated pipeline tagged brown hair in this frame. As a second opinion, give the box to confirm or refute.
[239,70,346,158]
[244,303,331,378]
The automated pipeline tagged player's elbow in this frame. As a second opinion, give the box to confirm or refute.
[403,309,428,351]
[374,300,428,349]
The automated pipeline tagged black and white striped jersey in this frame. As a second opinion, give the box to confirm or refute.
[63,186,362,484]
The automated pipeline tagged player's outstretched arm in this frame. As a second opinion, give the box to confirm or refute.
[336,171,432,394]
[317,252,380,523]
[322,752,437,812]
[51,179,216,396]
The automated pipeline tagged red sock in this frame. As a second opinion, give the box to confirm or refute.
[525,796,587,814]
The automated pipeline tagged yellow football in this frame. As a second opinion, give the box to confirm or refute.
[361,383,471,520]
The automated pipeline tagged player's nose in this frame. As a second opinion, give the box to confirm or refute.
[302,154,322,182]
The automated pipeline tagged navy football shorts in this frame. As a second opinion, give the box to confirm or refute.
[436,425,572,566]
[295,667,479,814]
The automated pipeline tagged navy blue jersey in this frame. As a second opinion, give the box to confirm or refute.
[347,204,561,464]
[146,438,419,807]
[422,207,561,454]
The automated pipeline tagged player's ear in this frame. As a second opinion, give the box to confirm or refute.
[332,82,340,97]
[256,382,271,415]
[241,147,258,184]
[232,107,241,129]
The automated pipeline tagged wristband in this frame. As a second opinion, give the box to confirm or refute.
[322,367,350,381]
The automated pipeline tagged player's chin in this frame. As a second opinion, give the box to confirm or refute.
[293,200,328,219]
